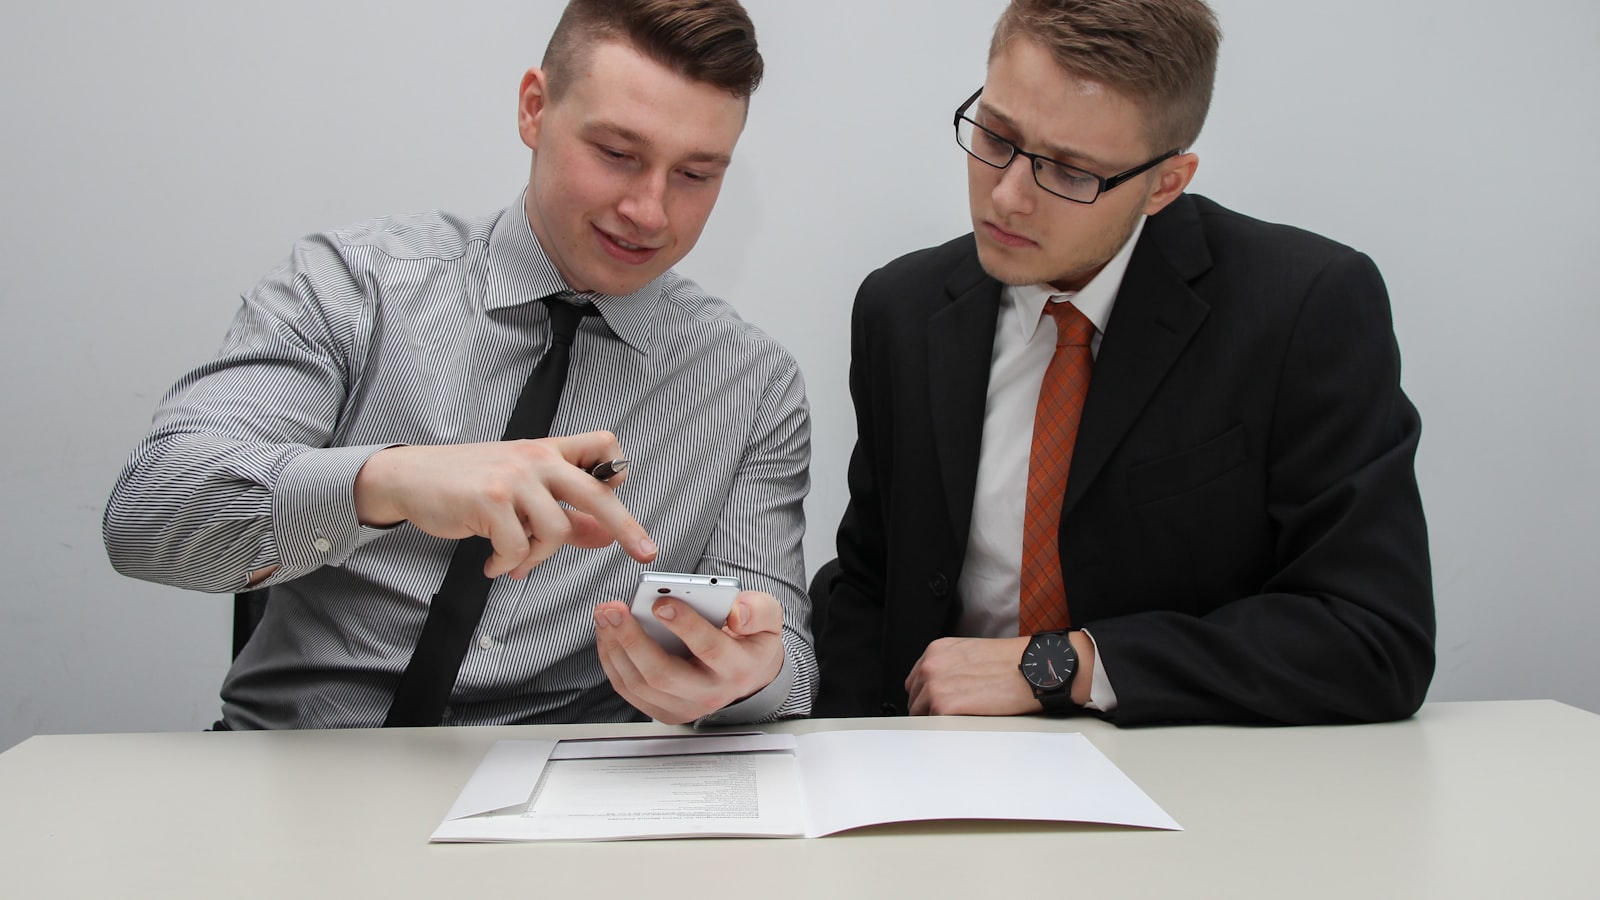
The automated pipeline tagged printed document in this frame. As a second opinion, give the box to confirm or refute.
[433,729,1179,842]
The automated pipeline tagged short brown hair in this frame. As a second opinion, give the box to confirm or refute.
[543,0,763,101]
[990,0,1220,152]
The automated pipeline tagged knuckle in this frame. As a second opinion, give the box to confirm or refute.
[612,625,645,654]
[688,633,727,665]
[514,438,558,464]
[540,516,575,543]
[481,481,514,506]
[647,668,687,697]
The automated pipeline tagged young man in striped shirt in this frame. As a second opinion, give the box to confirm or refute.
[107,0,815,729]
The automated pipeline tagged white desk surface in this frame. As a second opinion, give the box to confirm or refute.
[2,700,1596,899]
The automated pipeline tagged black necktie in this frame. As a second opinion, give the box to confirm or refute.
[384,294,597,727]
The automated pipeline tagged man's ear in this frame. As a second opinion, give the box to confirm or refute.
[1143,152,1199,216]
[518,67,550,151]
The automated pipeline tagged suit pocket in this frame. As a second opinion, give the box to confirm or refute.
[1127,423,1248,505]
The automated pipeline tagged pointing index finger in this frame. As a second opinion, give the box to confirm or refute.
[550,464,656,564]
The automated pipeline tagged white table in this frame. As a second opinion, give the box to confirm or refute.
[3,701,1596,898]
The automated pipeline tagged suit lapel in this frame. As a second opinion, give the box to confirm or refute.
[1063,197,1213,519]
[927,247,1002,551]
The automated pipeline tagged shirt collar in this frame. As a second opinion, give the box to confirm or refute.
[483,188,660,354]
[1004,215,1148,341]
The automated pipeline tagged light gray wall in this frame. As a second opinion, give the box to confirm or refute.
[2,1,1595,750]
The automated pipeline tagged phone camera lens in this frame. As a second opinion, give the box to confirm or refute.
[709,578,718,584]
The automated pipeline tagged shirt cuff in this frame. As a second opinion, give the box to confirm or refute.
[1081,628,1119,713]
[271,444,399,575]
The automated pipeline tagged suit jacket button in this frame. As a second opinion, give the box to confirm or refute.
[881,702,902,715]
[929,573,949,597]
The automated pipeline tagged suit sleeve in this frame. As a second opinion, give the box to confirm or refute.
[1087,250,1435,725]
[816,276,894,717]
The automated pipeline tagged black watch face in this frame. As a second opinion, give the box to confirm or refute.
[1020,632,1074,691]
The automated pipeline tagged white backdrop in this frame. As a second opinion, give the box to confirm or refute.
[2,1,1596,751]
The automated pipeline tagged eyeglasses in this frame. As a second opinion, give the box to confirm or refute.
[953,88,1178,204]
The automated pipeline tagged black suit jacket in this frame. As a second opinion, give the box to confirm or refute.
[817,194,1435,725]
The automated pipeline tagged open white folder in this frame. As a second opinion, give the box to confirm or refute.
[433,729,1180,842]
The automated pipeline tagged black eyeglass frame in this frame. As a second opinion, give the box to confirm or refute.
[953,87,1179,205]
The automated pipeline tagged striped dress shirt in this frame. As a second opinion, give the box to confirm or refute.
[105,191,816,728]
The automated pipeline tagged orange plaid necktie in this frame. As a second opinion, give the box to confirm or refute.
[1018,300,1095,635]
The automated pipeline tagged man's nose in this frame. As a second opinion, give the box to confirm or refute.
[619,173,669,234]
[990,154,1038,215]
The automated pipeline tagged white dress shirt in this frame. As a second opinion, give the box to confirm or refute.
[954,217,1148,711]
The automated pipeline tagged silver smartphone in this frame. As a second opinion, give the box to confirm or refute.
[629,571,741,657]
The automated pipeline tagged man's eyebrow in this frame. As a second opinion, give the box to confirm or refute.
[977,102,1113,171]
[584,121,732,167]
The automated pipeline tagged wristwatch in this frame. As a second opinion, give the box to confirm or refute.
[1019,630,1079,712]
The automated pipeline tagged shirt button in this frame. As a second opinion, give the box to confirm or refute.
[478,635,496,650]
[313,537,332,553]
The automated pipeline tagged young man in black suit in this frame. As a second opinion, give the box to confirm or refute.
[817,0,1434,725]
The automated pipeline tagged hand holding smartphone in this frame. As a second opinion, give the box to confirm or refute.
[629,571,740,657]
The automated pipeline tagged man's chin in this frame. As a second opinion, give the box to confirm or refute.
[577,265,662,298]
[973,243,1041,288]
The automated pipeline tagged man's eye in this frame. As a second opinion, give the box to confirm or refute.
[977,130,1012,152]
[1041,162,1098,189]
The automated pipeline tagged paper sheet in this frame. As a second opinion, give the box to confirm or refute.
[433,728,1179,842]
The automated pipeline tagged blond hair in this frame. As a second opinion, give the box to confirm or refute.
[991,0,1220,151]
